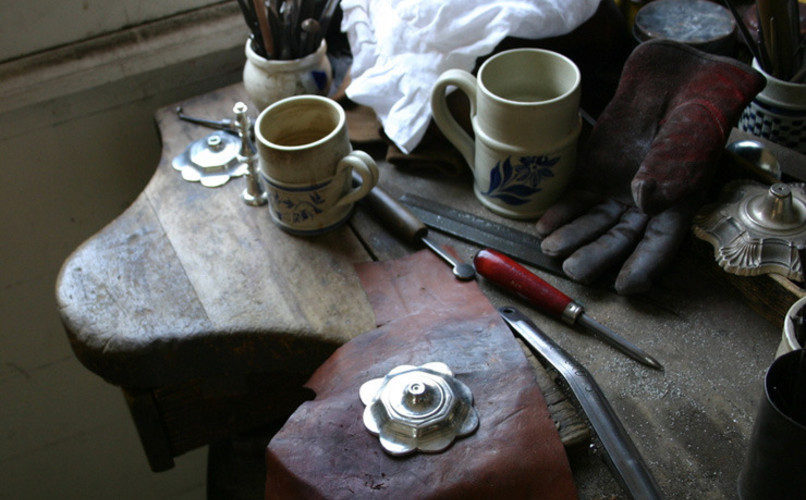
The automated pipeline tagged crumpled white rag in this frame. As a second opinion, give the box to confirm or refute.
[340,0,601,154]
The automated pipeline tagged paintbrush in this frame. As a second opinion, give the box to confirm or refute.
[318,0,340,39]
[723,0,767,69]
[237,0,268,58]
[253,0,275,58]
[756,0,801,80]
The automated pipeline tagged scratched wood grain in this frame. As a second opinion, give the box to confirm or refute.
[56,83,587,473]
[57,84,377,389]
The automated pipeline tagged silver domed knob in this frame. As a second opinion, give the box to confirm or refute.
[359,362,479,456]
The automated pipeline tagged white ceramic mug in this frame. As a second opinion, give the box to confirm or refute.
[431,48,582,219]
[255,95,379,235]
[778,295,806,358]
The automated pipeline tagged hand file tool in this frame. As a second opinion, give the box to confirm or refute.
[399,193,565,277]
[363,189,662,369]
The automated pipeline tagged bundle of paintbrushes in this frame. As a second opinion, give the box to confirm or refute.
[237,0,340,60]
[723,0,805,82]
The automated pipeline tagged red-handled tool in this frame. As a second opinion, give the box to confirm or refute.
[474,249,663,371]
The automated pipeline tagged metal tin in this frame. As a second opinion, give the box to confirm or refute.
[172,131,247,187]
[693,180,806,280]
[359,362,478,456]
[634,0,736,56]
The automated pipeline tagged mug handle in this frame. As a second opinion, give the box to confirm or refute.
[334,150,379,207]
[430,69,478,172]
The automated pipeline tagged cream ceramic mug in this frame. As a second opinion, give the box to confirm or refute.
[431,48,582,219]
[255,95,379,235]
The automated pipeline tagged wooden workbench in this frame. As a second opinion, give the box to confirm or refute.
[56,83,786,499]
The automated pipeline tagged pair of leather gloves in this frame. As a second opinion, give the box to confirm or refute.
[536,39,765,294]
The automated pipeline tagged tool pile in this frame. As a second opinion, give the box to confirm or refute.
[360,184,664,371]
[236,0,340,60]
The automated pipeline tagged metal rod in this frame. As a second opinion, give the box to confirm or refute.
[722,0,765,67]
[577,314,664,371]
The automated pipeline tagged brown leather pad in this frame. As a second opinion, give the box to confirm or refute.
[265,250,577,499]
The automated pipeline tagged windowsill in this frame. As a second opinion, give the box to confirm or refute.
[0,2,246,139]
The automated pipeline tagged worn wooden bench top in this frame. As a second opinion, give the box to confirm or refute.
[56,85,378,388]
[56,82,790,498]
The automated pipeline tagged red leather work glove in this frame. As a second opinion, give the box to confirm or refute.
[536,39,765,294]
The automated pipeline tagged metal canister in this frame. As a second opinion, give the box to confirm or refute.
[633,0,736,56]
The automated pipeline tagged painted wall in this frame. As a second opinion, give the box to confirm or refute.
[0,0,224,62]
[0,4,246,498]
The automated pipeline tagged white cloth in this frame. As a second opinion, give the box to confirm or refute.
[340,0,601,153]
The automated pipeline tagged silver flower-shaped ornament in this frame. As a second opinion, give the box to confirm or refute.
[359,362,479,456]
[172,131,247,187]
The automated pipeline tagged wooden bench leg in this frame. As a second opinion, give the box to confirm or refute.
[206,421,287,500]
[120,373,314,473]
[123,387,176,472]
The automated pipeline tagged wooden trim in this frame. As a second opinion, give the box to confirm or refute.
[0,2,244,116]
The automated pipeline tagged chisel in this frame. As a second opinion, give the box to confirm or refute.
[475,248,663,371]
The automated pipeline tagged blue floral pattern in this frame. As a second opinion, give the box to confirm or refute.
[482,155,560,206]
[271,190,326,223]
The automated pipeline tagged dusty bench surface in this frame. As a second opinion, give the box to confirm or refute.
[57,82,785,498]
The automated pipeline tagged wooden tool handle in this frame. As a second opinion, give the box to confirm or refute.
[474,249,573,319]
[362,185,428,243]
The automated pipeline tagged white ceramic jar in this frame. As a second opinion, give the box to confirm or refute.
[739,59,806,154]
[243,39,332,112]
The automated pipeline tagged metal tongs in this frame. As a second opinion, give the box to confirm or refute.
[498,306,663,500]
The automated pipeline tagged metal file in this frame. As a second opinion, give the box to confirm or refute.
[399,194,566,277]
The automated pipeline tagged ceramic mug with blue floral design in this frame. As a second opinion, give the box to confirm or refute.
[255,95,379,235]
[431,48,581,219]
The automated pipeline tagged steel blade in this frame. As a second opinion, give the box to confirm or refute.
[577,314,664,371]
[498,306,663,500]
[400,194,566,277]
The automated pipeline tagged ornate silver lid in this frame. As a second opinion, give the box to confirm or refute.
[172,131,247,187]
[693,180,806,280]
[359,362,479,456]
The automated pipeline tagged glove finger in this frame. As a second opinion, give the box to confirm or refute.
[536,190,600,237]
[540,199,628,258]
[562,208,649,284]
[615,200,699,294]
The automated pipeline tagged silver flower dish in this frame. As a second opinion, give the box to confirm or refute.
[172,131,247,187]
[359,362,479,456]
